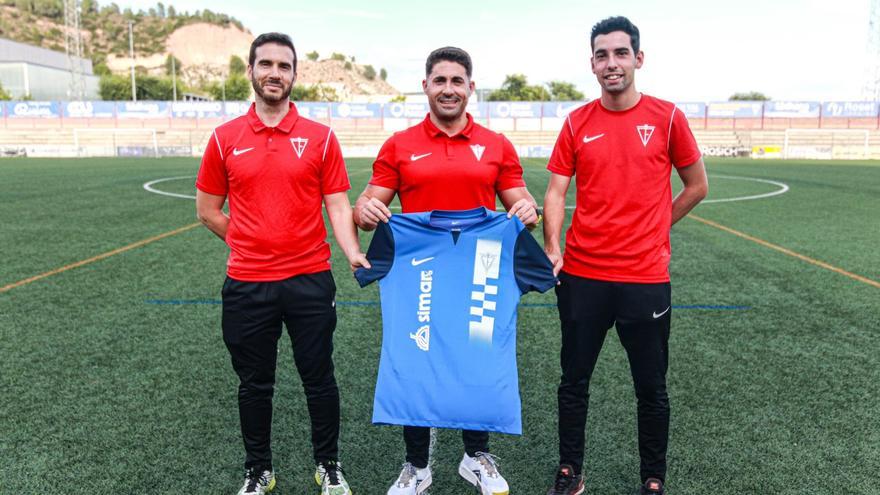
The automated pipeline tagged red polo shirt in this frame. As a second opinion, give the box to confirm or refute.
[370,114,525,213]
[547,95,701,283]
[196,102,350,282]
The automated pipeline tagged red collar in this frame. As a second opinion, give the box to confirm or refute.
[421,113,475,139]
[246,101,300,133]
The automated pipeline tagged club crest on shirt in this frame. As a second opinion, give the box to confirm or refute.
[290,137,309,158]
[636,125,655,147]
[470,144,485,161]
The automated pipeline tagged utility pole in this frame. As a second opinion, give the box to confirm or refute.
[864,0,880,101]
[129,21,136,101]
[171,55,177,101]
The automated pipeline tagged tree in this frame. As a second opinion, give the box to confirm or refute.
[208,75,250,101]
[165,54,182,76]
[363,64,376,80]
[546,81,584,101]
[0,81,11,100]
[330,52,346,61]
[306,51,319,61]
[380,68,387,81]
[344,61,352,70]
[729,91,770,101]
[487,74,550,101]
[156,2,165,17]
[290,84,338,102]
[229,55,246,75]
[167,4,175,17]
[99,74,176,100]
[389,94,406,103]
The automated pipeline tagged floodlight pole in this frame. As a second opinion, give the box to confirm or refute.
[129,21,137,102]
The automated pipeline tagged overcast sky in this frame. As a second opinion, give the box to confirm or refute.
[117,0,874,101]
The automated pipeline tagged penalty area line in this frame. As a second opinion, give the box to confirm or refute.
[688,214,880,289]
[0,222,202,294]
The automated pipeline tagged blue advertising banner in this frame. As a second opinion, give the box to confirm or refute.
[383,102,429,118]
[707,101,763,118]
[675,102,706,118]
[541,102,584,119]
[63,101,116,118]
[489,101,542,118]
[170,101,224,118]
[822,101,879,118]
[225,101,250,117]
[763,101,820,118]
[116,101,169,118]
[466,101,489,119]
[297,102,331,120]
[330,102,382,119]
[7,101,60,118]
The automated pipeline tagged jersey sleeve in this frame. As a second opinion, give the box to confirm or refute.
[546,116,576,176]
[495,135,526,191]
[513,227,557,294]
[354,220,396,287]
[320,129,351,195]
[668,108,702,169]
[368,137,400,191]
[196,130,229,196]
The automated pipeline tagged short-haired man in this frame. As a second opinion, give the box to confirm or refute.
[355,46,539,495]
[196,32,367,495]
[542,16,708,495]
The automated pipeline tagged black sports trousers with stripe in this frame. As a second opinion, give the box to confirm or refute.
[221,270,340,470]
[555,272,672,483]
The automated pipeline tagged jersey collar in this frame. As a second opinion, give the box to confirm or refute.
[421,112,475,140]
[246,101,300,133]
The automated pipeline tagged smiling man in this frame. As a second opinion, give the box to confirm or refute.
[542,16,708,495]
[354,46,539,495]
[196,32,367,495]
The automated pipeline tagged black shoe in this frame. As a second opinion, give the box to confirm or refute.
[640,478,664,495]
[546,464,584,495]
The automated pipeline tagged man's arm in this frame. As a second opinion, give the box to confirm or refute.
[195,190,229,241]
[498,186,539,228]
[671,158,709,225]
[542,173,572,276]
[324,191,370,270]
[353,184,396,231]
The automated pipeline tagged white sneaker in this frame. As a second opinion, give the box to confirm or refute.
[314,461,353,495]
[387,462,432,495]
[458,452,509,495]
[237,467,276,495]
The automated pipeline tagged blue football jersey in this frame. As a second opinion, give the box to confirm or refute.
[355,207,556,434]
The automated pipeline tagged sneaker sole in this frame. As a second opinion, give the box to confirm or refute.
[457,465,508,495]
[387,472,432,495]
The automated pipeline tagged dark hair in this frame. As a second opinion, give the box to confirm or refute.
[590,16,640,54]
[425,46,472,78]
[249,32,297,72]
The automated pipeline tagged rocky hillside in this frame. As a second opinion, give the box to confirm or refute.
[0,1,398,98]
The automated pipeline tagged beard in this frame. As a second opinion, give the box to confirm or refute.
[428,96,466,122]
[251,75,292,103]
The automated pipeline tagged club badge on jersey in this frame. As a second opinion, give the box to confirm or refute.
[355,208,556,434]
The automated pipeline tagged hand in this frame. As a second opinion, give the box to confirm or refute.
[506,198,538,227]
[545,248,563,278]
[356,197,393,230]
[347,251,371,272]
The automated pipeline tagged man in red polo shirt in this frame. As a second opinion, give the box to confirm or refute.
[543,17,708,495]
[196,32,367,495]
[354,47,538,495]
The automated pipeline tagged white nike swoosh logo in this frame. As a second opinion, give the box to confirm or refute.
[411,257,434,266]
[653,307,670,318]
[410,152,432,161]
[582,134,605,144]
[233,147,254,156]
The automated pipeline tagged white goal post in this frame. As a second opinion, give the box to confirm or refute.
[73,128,159,158]
[783,129,869,160]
